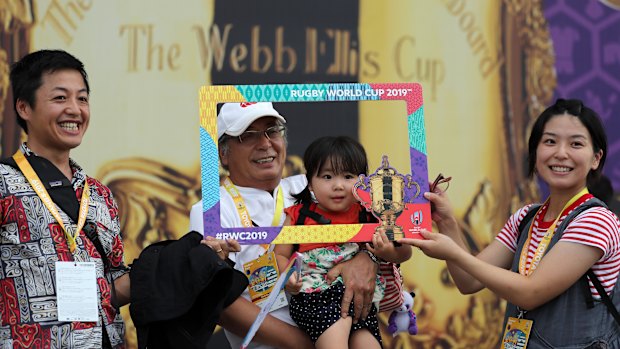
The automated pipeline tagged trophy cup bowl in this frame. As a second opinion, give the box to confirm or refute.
[355,156,419,241]
[368,174,406,240]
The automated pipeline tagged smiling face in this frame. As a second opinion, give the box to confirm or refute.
[309,157,359,213]
[535,113,602,197]
[16,69,90,158]
[220,116,286,191]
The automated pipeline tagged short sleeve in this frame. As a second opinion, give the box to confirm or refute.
[495,204,536,253]
[561,206,620,259]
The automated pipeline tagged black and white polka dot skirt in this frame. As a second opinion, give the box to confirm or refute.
[289,282,382,345]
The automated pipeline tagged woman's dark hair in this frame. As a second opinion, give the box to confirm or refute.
[527,98,607,182]
[588,175,613,205]
[10,50,89,134]
[294,136,368,204]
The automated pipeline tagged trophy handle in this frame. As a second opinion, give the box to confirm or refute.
[353,174,369,204]
[405,175,421,200]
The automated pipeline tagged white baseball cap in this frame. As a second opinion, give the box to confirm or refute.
[217,102,286,139]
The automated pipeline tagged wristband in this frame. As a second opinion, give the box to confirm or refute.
[359,249,380,264]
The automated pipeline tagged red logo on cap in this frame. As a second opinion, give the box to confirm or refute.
[240,102,257,108]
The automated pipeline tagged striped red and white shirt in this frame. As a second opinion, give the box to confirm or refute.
[496,197,620,299]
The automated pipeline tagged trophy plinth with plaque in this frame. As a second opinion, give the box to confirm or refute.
[354,156,420,241]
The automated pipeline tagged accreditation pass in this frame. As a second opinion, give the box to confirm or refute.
[55,261,98,322]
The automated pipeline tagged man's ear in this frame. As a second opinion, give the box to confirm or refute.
[15,99,31,120]
[219,146,229,167]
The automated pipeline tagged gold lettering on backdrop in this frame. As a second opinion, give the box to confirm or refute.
[326,29,342,75]
[325,29,357,76]
[167,45,181,70]
[441,0,504,78]
[305,28,318,73]
[350,42,358,76]
[362,51,380,78]
[120,24,181,72]
[193,24,234,71]
[125,23,444,97]
[275,27,296,73]
[251,26,272,73]
[41,0,93,45]
[230,45,248,72]
[394,36,445,101]
[191,24,360,78]
[120,25,147,72]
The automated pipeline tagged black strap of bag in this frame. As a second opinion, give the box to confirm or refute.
[293,201,375,251]
[295,201,375,226]
[296,201,331,225]
[588,269,620,326]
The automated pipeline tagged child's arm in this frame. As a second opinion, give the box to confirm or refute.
[274,216,295,273]
[274,216,302,295]
[366,231,412,264]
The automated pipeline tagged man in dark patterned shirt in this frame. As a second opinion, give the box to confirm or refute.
[0,50,130,348]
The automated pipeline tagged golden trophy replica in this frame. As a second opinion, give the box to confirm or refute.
[354,155,420,240]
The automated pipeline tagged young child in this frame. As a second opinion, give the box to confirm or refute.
[275,136,412,349]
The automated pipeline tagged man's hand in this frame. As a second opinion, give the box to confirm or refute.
[326,251,378,323]
[113,273,131,307]
[201,236,240,260]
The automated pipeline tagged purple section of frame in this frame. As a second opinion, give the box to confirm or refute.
[408,147,429,203]
[544,0,620,192]
[203,203,281,244]
[203,202,220,230]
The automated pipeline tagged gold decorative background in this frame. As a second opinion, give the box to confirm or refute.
[0,1,584,348]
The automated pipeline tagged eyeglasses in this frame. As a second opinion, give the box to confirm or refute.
[429,173,452,193]
[237,125,286,145]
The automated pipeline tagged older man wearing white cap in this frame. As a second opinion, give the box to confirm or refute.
[216,102,290,192]
[190,102,379,349]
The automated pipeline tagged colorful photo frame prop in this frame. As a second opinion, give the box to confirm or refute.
[199,83,431,244]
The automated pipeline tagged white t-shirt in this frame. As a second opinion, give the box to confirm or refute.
[189,175,307,349]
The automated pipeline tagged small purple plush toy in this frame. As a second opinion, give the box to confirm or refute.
[387,291,418,336]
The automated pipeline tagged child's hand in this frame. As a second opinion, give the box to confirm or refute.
[285,271,302,295]
[367,231,397,261]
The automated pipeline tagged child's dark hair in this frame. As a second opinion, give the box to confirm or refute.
[294,136,368,204]
[527,98,607,182]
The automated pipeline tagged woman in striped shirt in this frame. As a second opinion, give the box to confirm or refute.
[400,99,620,348]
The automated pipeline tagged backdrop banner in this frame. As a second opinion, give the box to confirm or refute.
[1,1,618,348]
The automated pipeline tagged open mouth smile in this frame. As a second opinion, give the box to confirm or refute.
[59,121,79,131]
[550,165,573,173]
[254,156,275,164]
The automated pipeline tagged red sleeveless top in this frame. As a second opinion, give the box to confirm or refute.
[284,202,368,252]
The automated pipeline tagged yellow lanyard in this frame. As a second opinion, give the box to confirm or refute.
[518,187,589,276]
[223,177,283,249]
[13,151,90,253]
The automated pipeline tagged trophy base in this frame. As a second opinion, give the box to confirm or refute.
[376,225,404,241]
